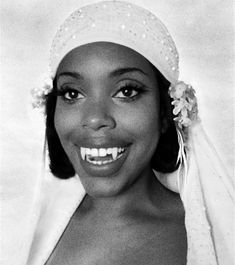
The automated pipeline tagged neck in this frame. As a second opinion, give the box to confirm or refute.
[80,167,163,219]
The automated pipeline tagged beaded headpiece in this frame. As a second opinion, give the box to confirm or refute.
[32,0,198,129]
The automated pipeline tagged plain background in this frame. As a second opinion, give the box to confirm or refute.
[1,2,234,264]
[0,0,234,182]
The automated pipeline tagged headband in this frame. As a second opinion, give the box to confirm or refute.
[32,0,198,130]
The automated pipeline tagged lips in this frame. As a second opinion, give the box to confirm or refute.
[80,147,126,165]
[75,140,130,177]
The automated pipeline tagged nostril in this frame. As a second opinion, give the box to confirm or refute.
[82,112,116,130]
[81,102,116,130]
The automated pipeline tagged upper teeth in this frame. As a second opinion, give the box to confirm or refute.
[80,147,125,161]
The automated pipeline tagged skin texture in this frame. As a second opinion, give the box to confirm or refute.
[48,42,187,265]
[54,42,161,198]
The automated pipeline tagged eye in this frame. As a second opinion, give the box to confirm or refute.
[57,87,84,102]
[114,84,145,99]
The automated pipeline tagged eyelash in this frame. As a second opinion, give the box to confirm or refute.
[56,87,84,103]
[114,84,147,101]
[56,83,147,103]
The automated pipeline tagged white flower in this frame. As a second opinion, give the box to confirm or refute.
[43,77,53,94]
[169,81,187,99]
[172,98,187,115]
[169,81,198,128]
[31,72,53,108]
[174,116,192,127]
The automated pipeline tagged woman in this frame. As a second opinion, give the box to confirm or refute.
[47,41,188,265]
[27,1,233,264]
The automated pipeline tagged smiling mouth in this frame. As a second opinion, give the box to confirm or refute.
[80,147,126,165]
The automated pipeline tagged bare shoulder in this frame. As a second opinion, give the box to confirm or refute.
[46,185,186,265]
[121,186,187,265]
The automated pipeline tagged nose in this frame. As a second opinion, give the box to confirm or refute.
[81,100,116,131]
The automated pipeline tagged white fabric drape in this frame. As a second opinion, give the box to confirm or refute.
[1,121,234,265]
[183,122,234,265]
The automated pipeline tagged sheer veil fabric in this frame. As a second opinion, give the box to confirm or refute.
[4,120,232,265]
[154,120,234,265]
[1,0,234,264]
[1,109,234,265]
[180,121,234,264]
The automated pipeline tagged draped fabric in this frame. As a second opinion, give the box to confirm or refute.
[183,122,234,265]
[1,121,234,265]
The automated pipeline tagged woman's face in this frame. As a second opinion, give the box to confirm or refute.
[54,42,161,197]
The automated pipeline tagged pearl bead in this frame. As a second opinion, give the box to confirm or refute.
[121,24,126,30]
[142,33,146,38]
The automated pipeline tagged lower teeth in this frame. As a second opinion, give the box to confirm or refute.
[86,153,123,165]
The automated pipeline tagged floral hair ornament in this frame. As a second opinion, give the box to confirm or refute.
[31,71,53,109]
[169,81,198,129]
[31,0,199,130]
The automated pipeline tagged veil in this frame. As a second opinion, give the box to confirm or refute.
[1,0,234,264]
[182,121,234,264]
[2,120,234,265]
[156,119,234,265]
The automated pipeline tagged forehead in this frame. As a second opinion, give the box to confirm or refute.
[56,42,155,76]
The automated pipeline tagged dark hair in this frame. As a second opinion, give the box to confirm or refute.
[45,67,179,179]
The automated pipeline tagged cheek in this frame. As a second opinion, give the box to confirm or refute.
[116,99,161,162]
[54,96,161,159]
[119,100,161,142]
[54,105,81,151]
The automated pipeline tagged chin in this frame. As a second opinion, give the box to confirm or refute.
[77,170,134,199]
[82,182,125,198]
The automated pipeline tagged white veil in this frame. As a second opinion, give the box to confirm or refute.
[1,1,234,264]
[155,119,234,265]
[182,121,234,264]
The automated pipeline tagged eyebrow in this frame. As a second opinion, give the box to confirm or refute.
[57,71,83,80]
[109,67,148,77]
[57,67,148,81]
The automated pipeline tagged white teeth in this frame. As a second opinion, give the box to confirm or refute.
[99,148,107,157]
[80,147,126,163]
[103,159,112,164]
[111,147,118,160]
[91,148,98,156]
[107,148,112,154]
[86,148,91,155]
[81,147,86,160]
